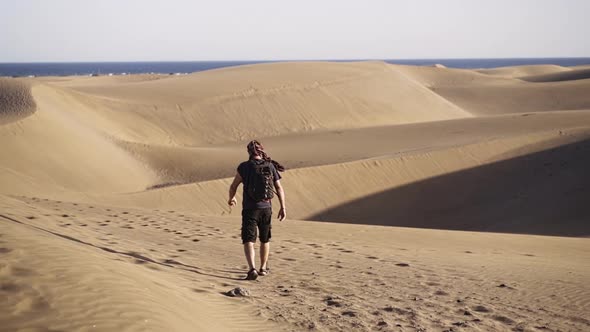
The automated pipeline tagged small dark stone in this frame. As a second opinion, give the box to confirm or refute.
[326,300,342,307]
[225,287,250,297]
[464,311,472,316]
[377,321,388,326]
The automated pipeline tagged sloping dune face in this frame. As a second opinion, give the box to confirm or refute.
[0,83,157,195]
[51,61,470,145]
[2,62,590,331]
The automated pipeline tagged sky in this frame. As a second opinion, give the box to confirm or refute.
[1,0,588,62]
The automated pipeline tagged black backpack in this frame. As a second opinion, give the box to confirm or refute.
[246,160,275,201]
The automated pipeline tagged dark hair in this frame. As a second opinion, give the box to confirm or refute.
[247,140,285,172]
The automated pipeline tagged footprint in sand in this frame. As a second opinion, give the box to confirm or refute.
[341,311,357,317]
[492,315,515,325]
[324,296,343,307]
[473,305,491,313]
[0,282,22,292]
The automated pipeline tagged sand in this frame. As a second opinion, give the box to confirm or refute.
[1,61,589,332]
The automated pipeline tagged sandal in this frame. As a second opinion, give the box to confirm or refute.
[245,268,258,280]
[258,267,269,276]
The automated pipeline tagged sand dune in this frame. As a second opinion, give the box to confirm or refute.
[520,67,590,82]
[116,110,590,184]
[2,194,588,332]
[430,78,590,115]
[1,61,589,331]
[47,61,470,145]
[0,196,279,332]
[80,127,590,237]
[476,64,571,77]
[0,84,157,195]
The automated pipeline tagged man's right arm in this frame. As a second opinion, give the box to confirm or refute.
[228,173,242,206]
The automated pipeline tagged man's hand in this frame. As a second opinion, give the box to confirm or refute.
[278,207,286,221]
[228,197,237,206]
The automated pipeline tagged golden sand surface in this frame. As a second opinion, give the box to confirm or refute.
[1,62,589,331]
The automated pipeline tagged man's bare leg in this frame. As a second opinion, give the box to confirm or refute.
[244,242,256,270]
[260,242,270,272]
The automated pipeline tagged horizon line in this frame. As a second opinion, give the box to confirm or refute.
[2,56,590,64]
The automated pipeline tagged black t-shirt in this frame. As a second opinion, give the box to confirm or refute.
[237,159,282,210]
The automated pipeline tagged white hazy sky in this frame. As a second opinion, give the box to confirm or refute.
[1,0,588,62]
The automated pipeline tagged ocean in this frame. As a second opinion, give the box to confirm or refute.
[1,58,589,77]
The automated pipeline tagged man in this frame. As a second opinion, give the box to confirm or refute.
[228,140,286,280]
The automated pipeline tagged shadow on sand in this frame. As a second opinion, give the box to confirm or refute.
[310,138,590,237]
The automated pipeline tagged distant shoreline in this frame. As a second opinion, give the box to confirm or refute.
[2,58,590,77]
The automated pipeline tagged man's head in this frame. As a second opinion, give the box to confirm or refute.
[246,140,285,172]
[247,140,264,159]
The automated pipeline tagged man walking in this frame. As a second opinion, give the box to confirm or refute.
[228,140,286,280]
